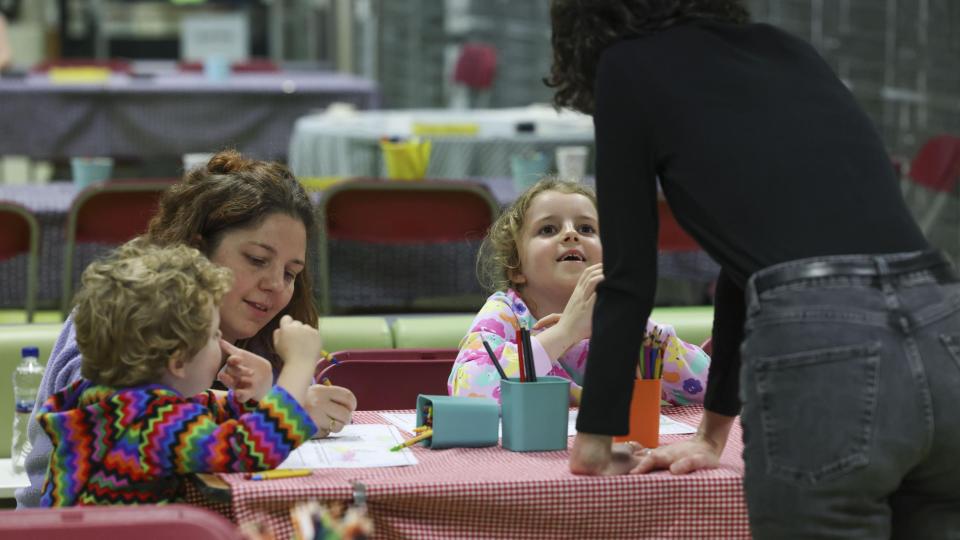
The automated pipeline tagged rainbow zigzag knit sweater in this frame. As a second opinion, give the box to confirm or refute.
[37,380,317,506]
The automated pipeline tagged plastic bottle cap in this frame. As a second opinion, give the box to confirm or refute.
[21,346,39,357]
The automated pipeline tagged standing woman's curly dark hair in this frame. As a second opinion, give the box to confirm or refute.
[545,0,750,114]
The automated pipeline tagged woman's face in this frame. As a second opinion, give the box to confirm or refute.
[209,213,307,343]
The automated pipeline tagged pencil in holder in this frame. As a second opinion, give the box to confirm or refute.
[415,395,498,449]
[500,376,570,452]
[613,378,661,449]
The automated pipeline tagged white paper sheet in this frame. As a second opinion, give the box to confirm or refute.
[277,424,418,469]
[382,410,696,437]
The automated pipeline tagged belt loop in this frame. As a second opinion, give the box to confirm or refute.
[872,255,892,279]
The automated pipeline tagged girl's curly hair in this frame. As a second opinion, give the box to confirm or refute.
[478,177,597,293]
[545,0,750,114]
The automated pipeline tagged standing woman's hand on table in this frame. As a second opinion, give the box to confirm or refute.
[629,410,733,474]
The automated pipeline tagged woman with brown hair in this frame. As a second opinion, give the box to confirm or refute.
[17,150,357,507]
[548,0,959,538]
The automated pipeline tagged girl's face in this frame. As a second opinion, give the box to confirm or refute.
[511,190,601,303]
[209,212,307,343]
[176,304,224,397]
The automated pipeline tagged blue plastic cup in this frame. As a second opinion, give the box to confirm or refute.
[203,55,231,83]
[500,376,570,452]
[70,157,113,189]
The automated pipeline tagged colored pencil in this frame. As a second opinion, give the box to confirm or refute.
[521,328,537,382]
[516,330,527,382]
[390,428,433,451]
[250,469,313,481]
[481,339,508,380]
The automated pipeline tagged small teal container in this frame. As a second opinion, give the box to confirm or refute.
[416,395,498,449]
[501,376,571,452]
[510,151,550,192]
[71,157,113,189]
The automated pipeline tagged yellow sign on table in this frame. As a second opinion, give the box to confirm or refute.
[48,67,112,84]
[411,123,479,137]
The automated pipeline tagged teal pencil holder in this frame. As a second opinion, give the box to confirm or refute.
[500,376,570,452]
[415,395,499,449]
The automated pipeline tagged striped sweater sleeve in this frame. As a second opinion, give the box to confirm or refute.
[154,385,317,474]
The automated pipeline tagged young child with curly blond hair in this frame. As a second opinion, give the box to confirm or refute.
[37,241,320,506]
[448,178,709,405]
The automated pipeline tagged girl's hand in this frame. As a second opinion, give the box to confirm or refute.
[532,264,604,360]
[273,315,323,368]
[304,384,358,437]
[218,340,273,402]
[533,313,562,330]
[560,263,603,341]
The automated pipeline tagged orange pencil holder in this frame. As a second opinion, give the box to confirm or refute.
[613,378,661,449]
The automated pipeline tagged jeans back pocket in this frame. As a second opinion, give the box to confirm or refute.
[753,341,881,485]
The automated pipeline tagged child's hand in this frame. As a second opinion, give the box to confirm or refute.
[304,384,358,437]
[533,313,562,330]
[218,340,273,402]
[273,314,322,368]
[558,263,603,342]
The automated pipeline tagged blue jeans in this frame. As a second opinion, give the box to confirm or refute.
[740,250,960,539]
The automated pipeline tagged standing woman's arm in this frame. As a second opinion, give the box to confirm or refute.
[572,43,662,474]
[577,43,661,436]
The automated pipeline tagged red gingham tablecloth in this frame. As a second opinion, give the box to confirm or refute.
[190,406,749,539]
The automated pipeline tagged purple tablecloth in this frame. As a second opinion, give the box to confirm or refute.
[0,71,378,160]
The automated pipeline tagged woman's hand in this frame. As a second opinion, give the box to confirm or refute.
[304,384,358,437]
[629,437,722,475]
[569,432,639,476]
[217,340,273,402]
[629,411,734,474]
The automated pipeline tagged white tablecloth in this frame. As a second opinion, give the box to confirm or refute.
[288,105,595,178]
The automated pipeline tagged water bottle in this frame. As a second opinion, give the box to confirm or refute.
[12,346,43,474]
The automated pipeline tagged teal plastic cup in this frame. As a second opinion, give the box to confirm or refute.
[510,152,550,193]
[71,157,113,189]
[203,55,230,83]
[500,376,570,452]
[416,395,498,449]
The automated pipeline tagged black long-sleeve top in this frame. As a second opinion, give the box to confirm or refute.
[577,20,928,434]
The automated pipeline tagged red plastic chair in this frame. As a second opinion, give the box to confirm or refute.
[61,180,177,316]
[315,349,458,410]
[904,134,960,234]
[316,178,500,314]
[0,202,39,321]
[658,198,701,252]
[0,504,241,540]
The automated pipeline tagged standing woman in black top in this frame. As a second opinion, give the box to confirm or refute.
[548,0,960,537]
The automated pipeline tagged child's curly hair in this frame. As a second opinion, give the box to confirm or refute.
[75,240,233,387]
[477,177,597,293]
